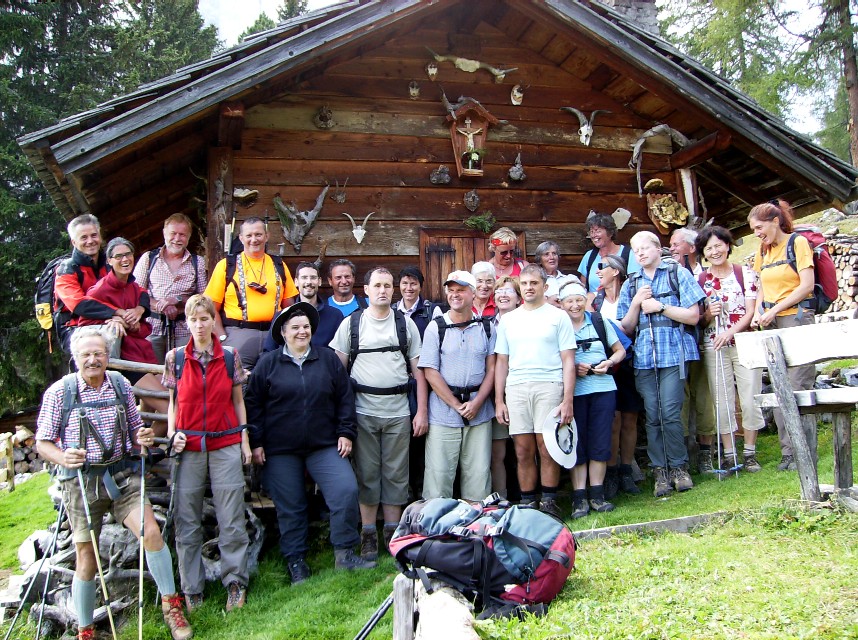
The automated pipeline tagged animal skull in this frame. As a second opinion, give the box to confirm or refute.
[342,212,375,244]
[578,123,594,147]
[408,80,420,99]
[510,84,524,106]
[425,62,438,80]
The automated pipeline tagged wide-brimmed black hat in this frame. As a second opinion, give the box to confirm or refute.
[270,301,319,345]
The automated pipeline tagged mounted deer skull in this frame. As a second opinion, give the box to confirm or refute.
[559,107,612,146]
[342,211,375,244]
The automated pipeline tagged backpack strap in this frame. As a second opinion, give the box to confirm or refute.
[590,311,612,357]
[141,247,160,289]
[592,288,605,312]
[348,308,413,394]
[174,346,235,381]
[583,250,598,290]
[270,255,287,285]
[224,254,240,310]
[356,296,368,310]
[434,315,492,355]
[620,244,631,269]
[347,309,363,374]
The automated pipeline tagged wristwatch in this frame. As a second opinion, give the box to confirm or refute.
[659,302,666,313]
[219,334,227,342]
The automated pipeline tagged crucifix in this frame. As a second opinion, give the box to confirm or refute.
[456,117,483,151]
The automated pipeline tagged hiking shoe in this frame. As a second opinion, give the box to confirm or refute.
[778,455,796,471]
[698,450,714,474]
[360,528,379,561]
[184,593,203,612]
[288,557,311,585]
[518,499,538,509]
[604,467,619,500]
[653,467,672,497]
[589,497,615,513]
[570,498,590,519]
[335,548,377,570]
[225,581,246,612]
[743,453,762,473]
[670,466,694,492]
[78,626,95,640]
[719,452,742,474]
[539,497,562,518]
[382,524,397,552]
[162,593,193,640]
[619,472,641,495]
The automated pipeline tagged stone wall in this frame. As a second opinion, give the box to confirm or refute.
[598,0,660,35]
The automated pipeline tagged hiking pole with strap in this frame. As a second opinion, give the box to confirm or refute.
[353,591,393,640]
[647,315,670,472]
[152,436,178,606]
[714,315,742,477]
[138,443,147,640]
[2,500,65,640]
[75,460,119,640]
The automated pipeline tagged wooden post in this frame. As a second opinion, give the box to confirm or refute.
[833,411,854,491]
[1,434,14,492]
[763,336,821,502]
[205,147,234,278]
[393,573,415,640]
[800,414,818,465]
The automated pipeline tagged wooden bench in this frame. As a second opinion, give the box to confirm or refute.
[735,319,857,509]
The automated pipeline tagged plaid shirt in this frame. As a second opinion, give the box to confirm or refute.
[36,373,143,465]
[132,248,206,341]
[617,261,705,370]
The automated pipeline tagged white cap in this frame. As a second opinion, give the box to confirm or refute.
[444,270,477,290]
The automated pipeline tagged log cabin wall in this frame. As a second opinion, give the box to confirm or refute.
[226,13,672,298]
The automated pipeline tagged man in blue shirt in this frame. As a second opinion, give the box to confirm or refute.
[618,231,704,497]
[326,259,367,316]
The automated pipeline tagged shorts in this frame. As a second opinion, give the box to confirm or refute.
[505,381,563,437]
[614,361,643,413]
[491,418,509,441]
[61,468,146,544]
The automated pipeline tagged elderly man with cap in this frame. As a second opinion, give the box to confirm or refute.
[246,302,374,585]
[419,270,496,502]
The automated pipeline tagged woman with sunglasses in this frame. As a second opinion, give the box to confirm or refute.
[487,227,528,279]
[587,254,642,496]
[559,281,626,519]
[489,276,521,498]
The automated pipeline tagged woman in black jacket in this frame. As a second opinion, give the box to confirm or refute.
[246,302,375,585]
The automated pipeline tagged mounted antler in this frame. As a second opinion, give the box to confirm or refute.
[629,124,690,196]
[426,47,517,83]
[342,212,376,244]
[273,185,329,253]
[560,107,612,146]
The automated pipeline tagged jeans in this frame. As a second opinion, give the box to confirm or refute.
[263,447,360,560]
[635,366,687,468]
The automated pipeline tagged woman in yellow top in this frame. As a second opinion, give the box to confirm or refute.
[748,200,815,472]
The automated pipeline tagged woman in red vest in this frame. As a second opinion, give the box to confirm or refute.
[164,294,251,613]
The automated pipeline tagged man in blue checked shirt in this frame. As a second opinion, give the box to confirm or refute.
[618,231,705,498]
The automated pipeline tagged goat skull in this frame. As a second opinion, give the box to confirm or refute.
[342,211,375,244]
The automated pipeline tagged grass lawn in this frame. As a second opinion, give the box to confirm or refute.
[1,421,857,639]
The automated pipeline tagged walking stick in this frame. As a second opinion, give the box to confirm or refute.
[138,445,147,640]
[34,500,66,639]
[3,501,65,640]
[152,436,179,605]
[647,315,669,470]
[76,464,118,640]
[714,314,742,477]
[353,592,394,640]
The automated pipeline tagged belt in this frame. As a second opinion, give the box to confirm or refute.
[223,319,270,331]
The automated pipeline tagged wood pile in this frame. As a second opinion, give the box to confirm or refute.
[826,233,858,314]
[0,426,44,484]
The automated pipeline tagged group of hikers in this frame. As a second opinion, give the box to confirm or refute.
[35,199,821,639]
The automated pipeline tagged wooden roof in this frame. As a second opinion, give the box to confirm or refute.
[19,0,858,250]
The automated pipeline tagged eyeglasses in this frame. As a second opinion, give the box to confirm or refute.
[496,288,516,295]
[110,251,133,261]
[497,250,514,257]
[248,282,268,294]
[76,351,107,359]
[597,262,617,270]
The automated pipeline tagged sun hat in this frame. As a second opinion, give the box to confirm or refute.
[542,410,578,468]
[270,301,319,345]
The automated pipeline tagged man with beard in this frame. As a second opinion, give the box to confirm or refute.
[133,214,207,363]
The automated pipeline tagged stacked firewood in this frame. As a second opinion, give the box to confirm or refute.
[0,426,44,482]
[825,233,858,314]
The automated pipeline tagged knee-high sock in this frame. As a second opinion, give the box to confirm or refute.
[145,545,177,596]
[72,576,96,627]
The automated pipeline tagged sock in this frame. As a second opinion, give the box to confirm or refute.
[744,445,756,456]
[619,463,633,476]
[540,485,558,501]
[589,485,605,501]
[145,545,177,597]
[520,491,537,504]
[699,444,711,452]
[72,576,96,628]
[383,522,398,530]
[362,524,376,532]
[572,489,586,503]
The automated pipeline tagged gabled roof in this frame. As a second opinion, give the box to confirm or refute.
[19,0,857,231]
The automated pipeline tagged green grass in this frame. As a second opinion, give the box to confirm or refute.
[0,472,56,570]
[823,358,858,375]
[1,422,857,639]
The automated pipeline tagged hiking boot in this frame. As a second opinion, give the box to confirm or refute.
[382,524,397,552]
[287,557,311,585]
[698,450,714,474]
[518,499,538,509]
[335,548,378,570]
[78,626,96,640]
[162,593,193,640]
[670,466,694,492]
[604,467,620,500]
[719,452,742,474]
[589,497,615,513]
[619,471,641,495]
[225,581,246,612]
[539,497,562,519]
[570,498,589,519]
[778,455,796,471]
[360,528,379,561]
[653,467,673,497]
[743,453,762,473]
[184,593,203,612]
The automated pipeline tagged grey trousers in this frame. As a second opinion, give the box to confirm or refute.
[174,445,249,593]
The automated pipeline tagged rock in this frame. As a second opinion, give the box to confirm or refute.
[843,367,858,387]
[820,209,846,224]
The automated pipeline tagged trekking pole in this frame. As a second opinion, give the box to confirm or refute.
[152,436,178,605]
[712,315,726,480]
[353,591,394,640]
[34,500,66,639]
[3,500,65,640]
[715,315,742,477]
[75,461,118,640]
[138,443,147,640]
[647,315,670,471]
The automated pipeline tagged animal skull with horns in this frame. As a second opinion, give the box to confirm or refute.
[342,212,376,244]
[559,107,612,146]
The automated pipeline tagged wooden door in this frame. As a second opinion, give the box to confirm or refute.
[419,228,527,302]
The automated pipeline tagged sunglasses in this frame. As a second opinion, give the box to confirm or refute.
[497,250,514,257]
[248,282,268,294]
[597,262,618,270]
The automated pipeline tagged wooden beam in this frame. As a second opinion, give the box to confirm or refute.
[669,131,732,169]
[695,164,762,208]
[218,101,245,149]
[735,319,858,370]
[206,147,234,276]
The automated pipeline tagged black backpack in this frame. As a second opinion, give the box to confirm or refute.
[347,309,415,404]
[434,315,492,353]
[173,346,236,381]
[583,245,631,291]
[224,253,288,313]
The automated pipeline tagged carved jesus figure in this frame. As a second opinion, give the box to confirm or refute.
[456,117,482,151]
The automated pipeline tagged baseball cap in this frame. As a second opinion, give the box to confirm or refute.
[444,270,477,289]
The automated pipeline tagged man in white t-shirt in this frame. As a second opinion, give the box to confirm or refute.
[494,264,576,518]
[331,267,428,561]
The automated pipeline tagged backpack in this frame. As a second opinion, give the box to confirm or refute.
[224,253,288,312]
[34,253,74,332]
[626,258,699,341]
[759,226,837,314]
[136,247,201,291]
[173,346,236,381]
[434,315,492,353]
[584,245,631,292]
[575,311,631,373]
[389,496,577,612]
[697,263,745,293]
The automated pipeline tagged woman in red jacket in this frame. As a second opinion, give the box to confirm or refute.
[164,294,251,613]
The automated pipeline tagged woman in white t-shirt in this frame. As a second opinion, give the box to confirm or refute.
[696,226,763,473]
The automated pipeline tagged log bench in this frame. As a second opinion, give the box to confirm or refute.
[735,319,857,509]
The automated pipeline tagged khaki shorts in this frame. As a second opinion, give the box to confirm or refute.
[505,381,563,437]
[61,469,147,544]
[491,418,509,441]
